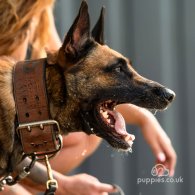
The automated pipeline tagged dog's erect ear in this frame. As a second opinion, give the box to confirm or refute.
[92,7,105,45]
[58,0,90,67]
[63,0,90,55]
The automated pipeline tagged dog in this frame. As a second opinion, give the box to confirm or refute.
[0,1,175,176]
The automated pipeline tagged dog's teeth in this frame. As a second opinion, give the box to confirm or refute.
[107,119,111,123]
[124,134,135,142]
[102,111,108,119]
[124,135,130,142]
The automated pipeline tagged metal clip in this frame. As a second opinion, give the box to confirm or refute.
[45,155,58,190]
[46,179,58,190]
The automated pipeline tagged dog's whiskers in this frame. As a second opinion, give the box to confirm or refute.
[149,109,158,116]
[153,110,158,116]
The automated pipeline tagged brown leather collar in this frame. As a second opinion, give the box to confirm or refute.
[13,58,62,158]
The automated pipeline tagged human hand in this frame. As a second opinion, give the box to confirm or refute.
[57,173,117,195]
[140,110,177,176]
[116,104,177,176]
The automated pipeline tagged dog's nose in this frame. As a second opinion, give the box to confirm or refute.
[153,87,176,102]
[163,88,176,102]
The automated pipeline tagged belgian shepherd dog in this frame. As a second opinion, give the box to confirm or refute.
[0,1,175,176]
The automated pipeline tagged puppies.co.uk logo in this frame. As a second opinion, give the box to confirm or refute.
[151,164,169,177]
[137,164,183,185]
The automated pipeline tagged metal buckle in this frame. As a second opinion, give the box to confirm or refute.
[16,120,63,158]
[16,120,60,134]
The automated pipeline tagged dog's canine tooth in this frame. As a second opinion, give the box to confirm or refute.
[124,135,130,142]
[102,111,108,119]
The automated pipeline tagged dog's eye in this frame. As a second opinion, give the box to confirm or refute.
[104,60,125,73]
[115,66,122,73]
[114,62,124,73]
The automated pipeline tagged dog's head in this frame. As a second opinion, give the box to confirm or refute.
[48,1,175,151]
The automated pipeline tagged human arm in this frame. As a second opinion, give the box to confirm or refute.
[50,132,102,174]
[50,104,176,177]
[117,104,177,176]
[16,158,116,195]
[2,184,32,195]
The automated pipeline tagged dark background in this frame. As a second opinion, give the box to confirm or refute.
[54,0,195,194]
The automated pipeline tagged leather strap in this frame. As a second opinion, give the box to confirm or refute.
[13,59,60,156]
[14,59,49,123]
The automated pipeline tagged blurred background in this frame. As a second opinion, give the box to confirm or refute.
[54,0,195,194]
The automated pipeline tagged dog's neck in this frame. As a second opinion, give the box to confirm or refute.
[45,52,83,134]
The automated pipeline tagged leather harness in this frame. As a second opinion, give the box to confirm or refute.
[0,59,62,194]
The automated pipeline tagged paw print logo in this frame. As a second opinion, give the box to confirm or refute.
[151,164,169,177]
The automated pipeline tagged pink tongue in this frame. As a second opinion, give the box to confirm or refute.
[108,110,128,136]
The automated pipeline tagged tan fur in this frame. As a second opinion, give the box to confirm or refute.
[0,57,16,169]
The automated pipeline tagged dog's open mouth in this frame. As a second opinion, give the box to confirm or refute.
[95,100,135,151]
